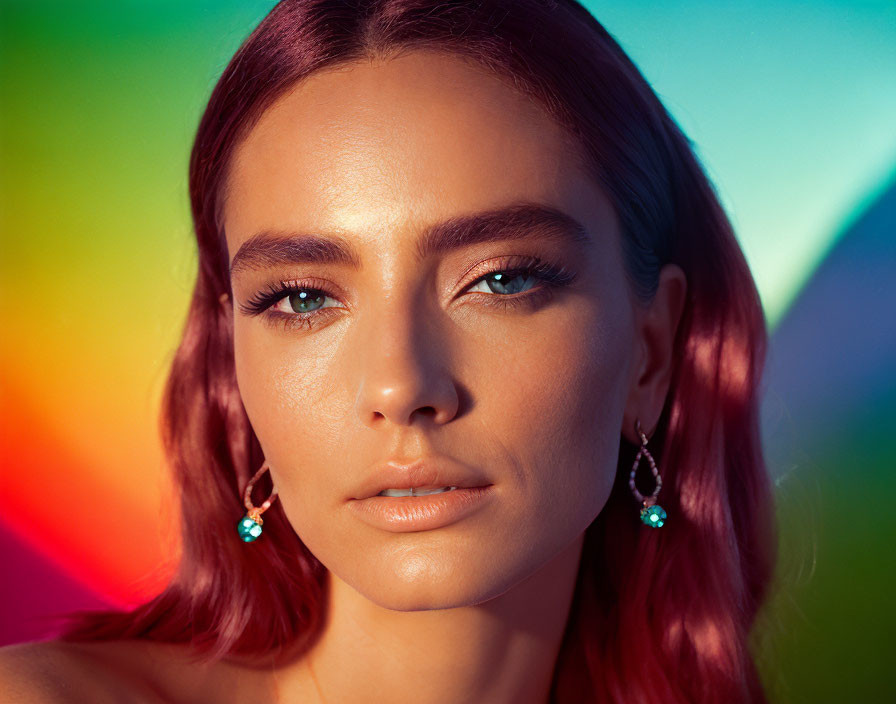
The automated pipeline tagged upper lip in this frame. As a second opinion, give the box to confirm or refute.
[350,456,492,500]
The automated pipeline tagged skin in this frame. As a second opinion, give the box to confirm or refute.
[0,48,685,703]
[224,48,686,703]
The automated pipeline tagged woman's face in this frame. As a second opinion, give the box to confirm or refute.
[223,50,641,610]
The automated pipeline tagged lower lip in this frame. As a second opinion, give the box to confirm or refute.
[348,485,494,532]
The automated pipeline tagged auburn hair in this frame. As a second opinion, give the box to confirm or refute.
[61,1,777,701]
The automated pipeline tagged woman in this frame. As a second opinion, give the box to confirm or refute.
[1,0,777,701]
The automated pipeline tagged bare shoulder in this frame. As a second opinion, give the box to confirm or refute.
[0,639,137,703]
[0,639,267,704]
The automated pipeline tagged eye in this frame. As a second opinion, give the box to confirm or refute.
[238,279,342,329]
[463,256,577,300]
[466,268,539,296]
[270,289,340,316]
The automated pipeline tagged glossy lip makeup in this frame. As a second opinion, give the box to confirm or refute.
[347,485,495,532]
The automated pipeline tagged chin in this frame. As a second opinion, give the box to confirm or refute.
[343,548,527,612]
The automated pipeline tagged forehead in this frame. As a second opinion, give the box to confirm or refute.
[222,49,601,262]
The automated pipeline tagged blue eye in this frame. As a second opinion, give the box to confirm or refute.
[468,269,538,296]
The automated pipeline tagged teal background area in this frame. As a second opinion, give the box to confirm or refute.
[2,1,894,700]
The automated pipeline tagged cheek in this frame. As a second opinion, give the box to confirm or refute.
[232,320,352,514]
[483,299,633,532]
[232,320,332,463]
[233,320,285,447]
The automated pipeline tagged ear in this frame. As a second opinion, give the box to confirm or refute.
[622,263,687,444]
[218,290,234,318]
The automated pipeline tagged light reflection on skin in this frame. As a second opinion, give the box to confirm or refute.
[222,49,686,704]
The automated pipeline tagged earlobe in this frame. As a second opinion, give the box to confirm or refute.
[622,263,687,444]
[218,291,235,321]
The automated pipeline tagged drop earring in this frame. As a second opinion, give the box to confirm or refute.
[628,419,667,527]
[237,461,279,542]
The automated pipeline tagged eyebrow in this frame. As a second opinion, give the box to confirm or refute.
[228,201,592,277]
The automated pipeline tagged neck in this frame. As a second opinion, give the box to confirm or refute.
[273,534,584,704]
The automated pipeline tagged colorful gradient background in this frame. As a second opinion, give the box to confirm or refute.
[1,1,894,700]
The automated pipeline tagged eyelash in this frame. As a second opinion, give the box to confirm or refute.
[239,255,577,330]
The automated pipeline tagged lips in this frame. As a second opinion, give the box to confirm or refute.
[349,456,492,501]
[348,485,495,532]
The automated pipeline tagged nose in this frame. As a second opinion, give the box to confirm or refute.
[354,303,460,429]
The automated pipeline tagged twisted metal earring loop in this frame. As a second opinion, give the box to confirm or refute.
[237,462,279,542]
[628,419,667,527]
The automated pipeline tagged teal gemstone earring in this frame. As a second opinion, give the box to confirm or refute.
[237,462,279,543]
[629,419,667,528]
